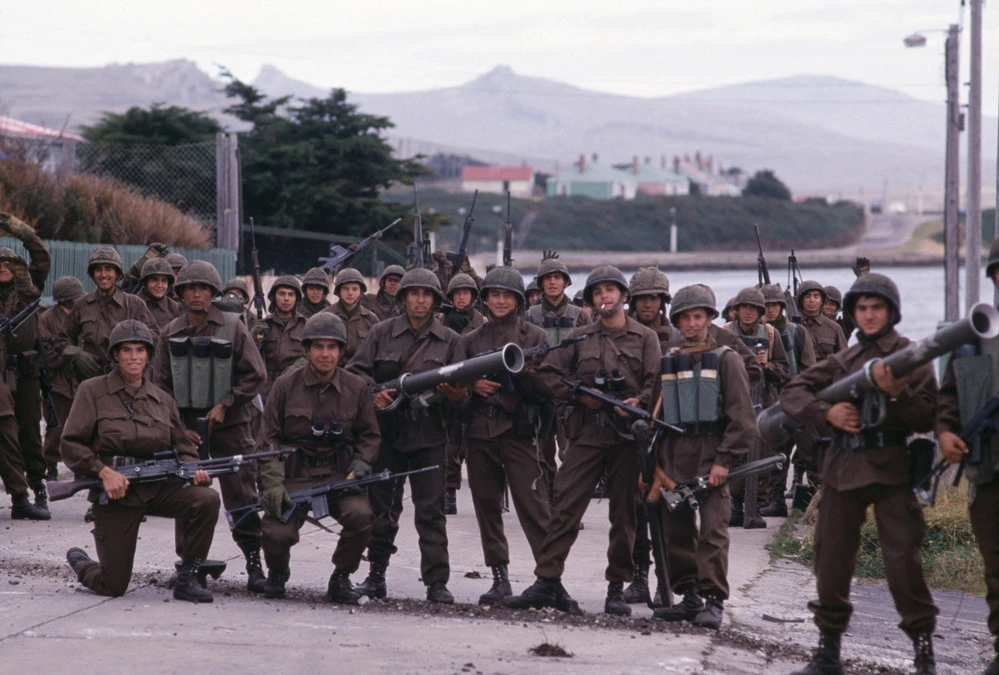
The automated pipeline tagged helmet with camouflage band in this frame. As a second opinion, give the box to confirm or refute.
[629,266,671,303]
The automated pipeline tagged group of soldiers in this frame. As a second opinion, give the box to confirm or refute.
[4,208,999,674]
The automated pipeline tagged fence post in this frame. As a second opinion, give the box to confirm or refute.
[215,133,240,251]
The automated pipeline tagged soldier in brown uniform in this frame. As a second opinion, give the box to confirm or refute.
[221,278,252,325]
[257,313,380,603]
[822,286,842,321]
[361,264,405,321]
[506,265,661,616]
[797,280,848,361]
[62,320,219,603]
[783,274,938,675]
[348,268,461,604]
[650,285,755,629]
[321,268,379,362]
[299,267,332,318]
[526,279,541,307]
[154,261,269,593]
[164,253,188,302]
[259,275,307,399]
[135,258,182,331]
[454,267,551,605]
[121,242,169,293]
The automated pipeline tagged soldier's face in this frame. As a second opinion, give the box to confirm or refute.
[305,286,327,304]
[801,290,823,316]
[451,288,473,310]
[0,262,11,284]
[92,264,119,291]
[308,339,341,375]
[403,287,434,320]
[592,282,624,316]
[383,276,402,296]
[633,295,662,324]
[145,275,170,300]
[737,305,761,327]
[541,273,566,299]
[484,289,518,319]
[764,302,782,323]
[275,287,298,314]
[853,296,890,336]
[182,283,214,312]
[338,282,362,308]
[527,291,541,306]
[822,300,839,318]
[677,308,710,341]
[115,342,149,379]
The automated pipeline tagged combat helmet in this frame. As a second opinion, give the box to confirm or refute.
[87,246,124,279]
[108,319,155,357]
[379,265,406,289]
[398,268,446,303]
[302,267,331,296]
[302,312,347,348]
[268,275,303,305]
[843,273,902,325]
[447,273,479,301]
[987,238,999,279]
[733,287,766,315]
[824,286,843,309]
[795,280,827,309]
[480,267,525,305]
[174,260,222,297]
[333,268,368,295]
[629,266,671,303]
[760,283,786,307]
[669,285,719,323]
[222,278,250,303]
[583,264,629,306]
[140,257,174,287]
[52,276,85,303]
[535,250,572,287]
[0,247,17,263]
[165,253,188,271]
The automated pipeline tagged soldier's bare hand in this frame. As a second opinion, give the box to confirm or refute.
[826,402,861,433]
[437,382,467,402]
[708,464,728,487]
[472,378,501,397]
[99,467,129,500]
[871,361,905,397]
[185,429,202,447]
[192,469,213,487]
[755,351,767,366]
[374,388,397,410]
[205,403,226,432]
[613,397,640,418]
[938,431,968,464]
[579,394,603,410]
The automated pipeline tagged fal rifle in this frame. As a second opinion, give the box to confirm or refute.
[754,224,771,286]
[561,378,683,433]
[0,298,40,337]
[38,359,60,429]
[448,190,477,275]
[318,218,402,275]
[47,447,292,504]
[407,183,431,269]
[503,191,514,268]
[785,249,802,322]
[248,217,266,321]
[657,454,786,512]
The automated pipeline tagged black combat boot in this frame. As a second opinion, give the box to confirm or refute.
[31,484,51,520]
[554,581,579,613]
[478,564,512,606]
[790,631,844,675]
[84,505,95,523]
[355,561,387,599]
[426,581,454,604]
[604,581,632,616]
[243,548,267,593]
[693,594,724,629]
[503,577,558,610]
[729,496,744,527]
[444,488,457,515]
[759,485,788,517]
[326,569,362,605]
[622,562,651,604]
[173,557,214,603]
[11,492,48,520]
[46,463,59,482]
[912,632,936,675]
[263,567,290,599]
[66,547,92,577]
[653,587,704,622]
[592,472,608,499]
[786,466,802,499]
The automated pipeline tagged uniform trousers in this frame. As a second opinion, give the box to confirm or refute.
[262,492,373,573]
[970,477,999,652]
[662,485,731,598]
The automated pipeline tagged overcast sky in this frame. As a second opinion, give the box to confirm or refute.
[2,0,998,114]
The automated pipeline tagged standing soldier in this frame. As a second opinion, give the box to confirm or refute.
[454,267,551,605]
[154,261,268,593]
[348,268,460,604]
[822,286,842,321]
[164,253,188,280]
[257,313,379,603]
[321,268,379,362]
[652,285,755,629]
[135,258,182,331]
[361,265,405,321]
[525,279,541,307]
[259,275,307,399]
[121,243,169,292]
[783,274,939,675]
[221,278,252,324]
[299,268,332,318]
[797,280,847,361]
[505,265,660,616]
[37,276,85,480]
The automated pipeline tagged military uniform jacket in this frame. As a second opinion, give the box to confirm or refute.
[37,305,75,399]
[361,290,402,322]
[455,314,548,440]
[154,305,266,429]
[536,316,661,445]
[771,315,818,374]
[137,288,182,332]
[61,287,157,372]
[61,369,196,482]
[723,319,790,406]
[347,314,459,452]
[299,298,331,319]
[437,306,485,336]
[780,329,937,491]
[802,313,848,361]
[0,278,41,376]
[706,323,764,388]
[321,301,380,362]
[657,336,755,481]
[261,312,307,383]
[263,364,380,486]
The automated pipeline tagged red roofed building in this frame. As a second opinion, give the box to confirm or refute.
[460,165,534,198]
[0,116,84,142]
[0,115,83,175]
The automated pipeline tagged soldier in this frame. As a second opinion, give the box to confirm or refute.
[936,240,999,675]
[153,261,268,593]
[221,278,252,324]
[783,274,938,675]
[722,297,738,324]
[259,275,307,399]
[321,268,380,362]
[257,313,379,603]
[121,243,169,293]
[454,267,551,605]
[505,265,661,616]
[164,253,188,280]
[361,264,405,321]
[37,276,85,480]
[135,258,182,331]
[525,279,541,307]
[63,320,219,603]
[348,268,461,604]
[822,286,842,321]
[796,280,848,361]
[651,285,755,629]
[300,267,332,318]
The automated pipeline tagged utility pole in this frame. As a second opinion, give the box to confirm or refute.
[944,24,962,322]
[966,0,982,310]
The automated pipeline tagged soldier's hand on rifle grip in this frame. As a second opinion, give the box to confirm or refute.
[185,429,202,448]
[99,466,129,500]
[472,378,501,398]
[614,397,640,418]
[205,403,226,432]
[708,464,728,487]
[374,388,397,410]
[579,394,603,410]
[437,382,467,402]
[871,361,905,398]
[755,348,767,367]
[826,402,861,433]
[192,469,212,487]
[938,431,968,464]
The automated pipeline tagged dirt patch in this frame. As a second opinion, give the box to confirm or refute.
[529,642,573,657]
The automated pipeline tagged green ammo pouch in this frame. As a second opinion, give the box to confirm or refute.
[190,337,214,409]
[168,337,192,408]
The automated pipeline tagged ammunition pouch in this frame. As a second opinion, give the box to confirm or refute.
[190,337,213,409]
[833,429,908,451]
[168,313,239,411]
[168,338,192,408]
[662,348,725,428]
[211,339,234,404]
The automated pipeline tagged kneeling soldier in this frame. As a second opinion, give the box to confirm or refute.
[257,313,380,602]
